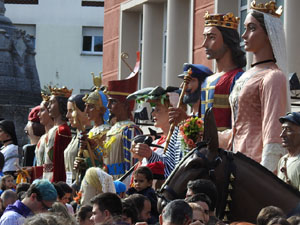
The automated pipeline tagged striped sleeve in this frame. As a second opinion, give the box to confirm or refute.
[148,127,183,178]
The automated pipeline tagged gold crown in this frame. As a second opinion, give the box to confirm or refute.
[250,1,282,18]
[49,86,73,98]
[92,72,102,90]
[204,12,240,30]
[41,92,50,102]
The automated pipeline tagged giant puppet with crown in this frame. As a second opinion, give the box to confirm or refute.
[103,52,143,179]
[43,86,73,182]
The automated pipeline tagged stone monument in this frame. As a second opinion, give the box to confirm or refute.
[0,0,41,147]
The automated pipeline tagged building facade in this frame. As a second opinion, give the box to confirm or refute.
[5,0,104,94]
[102,0,300,90]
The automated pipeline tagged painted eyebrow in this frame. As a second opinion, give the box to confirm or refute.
[244,22,256,27]
[203,32,217,37]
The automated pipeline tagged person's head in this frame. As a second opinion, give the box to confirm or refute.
[48,86,73,122]
[257,206,285,225]
[202,12,246,68]
[83,90,109,125]
[1,174,14,190]
[287,216,300,225]
[24,106,45,144]
[1,189,17,208]
[125,194,151,222]
[267,217,290,225]
[151,100,170,129]
[56,181,73,204]
[279,112,300,154]
[185,193,211,221]
[76,204,93,225]
[0,120,18,145]
[133,166,153,192]
[113,181,127,198]
[16,182,31,194]
[105,70,139,121]
[67,94,90,128]
[38,98,53,126]
[161,199,193,225]
[24,179,57,214]
[90,192,122,223]
[122,199,138,225]
[242,11,272,55]
[23,213,68,225]
[49,202,77,225]
[189,202,209,225]
[178,64,213,105]
[186,179,218,212]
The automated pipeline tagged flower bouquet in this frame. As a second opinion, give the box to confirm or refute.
[179,116,204,149]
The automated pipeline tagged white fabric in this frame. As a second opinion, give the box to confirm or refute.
[1,144,19,172]
[251,9,290,112]
[261,143,287,172]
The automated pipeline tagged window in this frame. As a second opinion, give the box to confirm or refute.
[162,2,167,87]
[4,0,38,4]
[239,0,248,46]
[81,0,104,7]
[82,27,103,55]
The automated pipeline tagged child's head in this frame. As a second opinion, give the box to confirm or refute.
[133,166,153,192]
[1,175,14,190]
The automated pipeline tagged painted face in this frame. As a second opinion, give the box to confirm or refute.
[242,13,270,53]
[133,173,152,192]
[38,101,52,126]
[139,199,151,222]
[183,77,201,104]
[202,26,227,60]
[152,103,169,129]
[107,97,125,120]
[48,96,60,119]
[66,102,76,127]
[280,121,300,154]
[91,204,107,224]
[0,128,10,142]
[5,176,14,189]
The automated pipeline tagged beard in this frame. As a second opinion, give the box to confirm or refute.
[205,44,228,60]
[183,87,201,104]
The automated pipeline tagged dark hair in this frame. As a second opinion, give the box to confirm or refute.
[56,181,73,194]
[287,216,300,225]
[68,94,86,112]
[267,217,290,225]
[134,166,153,181]
[216,26,246,68]
[26,184,43,201]
[56,96,68,122]
[31,122,45,137]
[0,175,14,190]
[53,183,65,200]
[257,206,285,225]
[125,194,149,221]
[185,193,212,210]
[16,182,31,194]
[17,191,26,201]
[77,204,92,221]
[0,120,18,145]
[122,199,138,224]
[0,152,4,171]
[91,193,122,216]
[251,11,267,33]
[162,199,193,224]
[187,179,218,211]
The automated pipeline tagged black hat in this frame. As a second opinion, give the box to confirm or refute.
[0,120,18,145]
[279,112,300,126]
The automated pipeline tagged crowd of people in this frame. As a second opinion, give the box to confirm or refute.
[0,1,299,225]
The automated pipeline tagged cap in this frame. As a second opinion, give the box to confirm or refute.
[113,180,126,194]
[178,64,213,82]
[147,161,165,180]
[28,106,41,123]
[279,112,300,126]
[33,179,58,201]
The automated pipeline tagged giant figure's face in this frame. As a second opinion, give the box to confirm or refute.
[48,96,60,119]
[183,77,201,104]
[202,26,227,60]
[280,121,300,154]
[242,14,270,53]
[38,101,52,126]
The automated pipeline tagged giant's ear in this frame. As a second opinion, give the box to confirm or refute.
[203,108,219,159]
